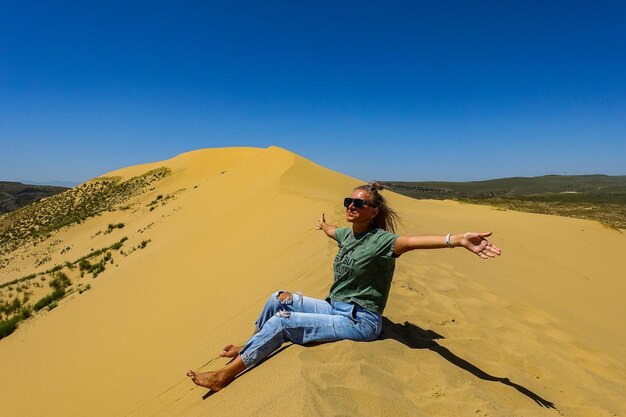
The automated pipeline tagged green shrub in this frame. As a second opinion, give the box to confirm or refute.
[0,297,22,316]
[20,307,31,320]
[0,316,20,340]
[110,237,128,250]
[0,273,36,290]
[45,264,63,274]
[33,289,65,312]
[78,284,91,294]
[0,307,32,340]
[10,297,21,312]
[49,272,71,291]
[106,223,125,233]
[78,257,106,277]
[91,260,106,277]
[79,259,92,272]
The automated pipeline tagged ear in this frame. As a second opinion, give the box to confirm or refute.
[372,207,379,218]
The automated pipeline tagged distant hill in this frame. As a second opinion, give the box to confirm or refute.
[383,174,626,229]
[383,175,626,199]
[19,180,80,188]
[0,182,69,214]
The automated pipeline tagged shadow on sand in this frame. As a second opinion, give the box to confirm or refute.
[201,319,556,408]
[380,317,556,409]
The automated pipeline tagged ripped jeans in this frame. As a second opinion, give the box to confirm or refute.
[238,291,383,368]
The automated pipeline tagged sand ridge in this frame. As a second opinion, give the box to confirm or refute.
[0,146,624,417]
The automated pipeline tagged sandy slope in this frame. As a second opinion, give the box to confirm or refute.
[0,146,624,417]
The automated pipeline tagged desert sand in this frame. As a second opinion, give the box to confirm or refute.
[0,146,624,417]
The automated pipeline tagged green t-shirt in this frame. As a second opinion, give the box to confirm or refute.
[328,227,399,314]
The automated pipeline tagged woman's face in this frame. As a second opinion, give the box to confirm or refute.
[345,190,378,225]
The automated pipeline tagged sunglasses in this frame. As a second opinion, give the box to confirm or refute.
[344,198,376,209]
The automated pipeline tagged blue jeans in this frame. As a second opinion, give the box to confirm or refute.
[238,291,383,367]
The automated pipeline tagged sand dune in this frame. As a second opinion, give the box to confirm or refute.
[0,146,624,417]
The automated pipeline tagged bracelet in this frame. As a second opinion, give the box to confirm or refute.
[445,233,453,248]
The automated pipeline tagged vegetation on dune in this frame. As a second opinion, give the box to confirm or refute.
[0,236,129,290]
[78,284,91,294]
[49,271,71,290]
[0,309,31,340]
[0,167,170,253]
[120,238,151,256]
[33,288,66,312]
[0,294,26,317]
[106,223,125,233]
[147,192,178,211]
[0,234,137,340]
[0,166,171,341]
[79,251,112,278]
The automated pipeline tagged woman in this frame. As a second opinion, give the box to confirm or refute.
[187,181,501,391]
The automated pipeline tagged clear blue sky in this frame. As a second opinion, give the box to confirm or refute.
[1,1,625,184]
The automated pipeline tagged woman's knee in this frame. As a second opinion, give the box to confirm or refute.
[262,291,294,315]
[264,314,287,332]
[274,290,294,304]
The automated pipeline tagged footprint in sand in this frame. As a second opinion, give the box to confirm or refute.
[431,389,445,398]
[479,291,511,308]
[432,279,459,292]
[509,304,557,327]
[437,318,457,326]
[543,327,573,343]
[455,296,487,308]
[393,280,424,295]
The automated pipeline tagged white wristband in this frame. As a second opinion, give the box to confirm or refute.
[445,233,453,248]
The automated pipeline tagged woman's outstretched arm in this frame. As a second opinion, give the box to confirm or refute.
[315,213,338,241]
[394,232,502,259]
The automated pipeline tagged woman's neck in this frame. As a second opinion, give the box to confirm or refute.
[352,222,373,235]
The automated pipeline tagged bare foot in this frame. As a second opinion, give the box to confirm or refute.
[219,344,242,358]
[187,355,246,392]
[186,370,232,391]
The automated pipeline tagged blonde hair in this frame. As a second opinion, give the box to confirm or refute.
[354,181,400,233]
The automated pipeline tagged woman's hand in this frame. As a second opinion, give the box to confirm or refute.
[315,213,327,230]
[316,213,337,240]
[460,232,502,259]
